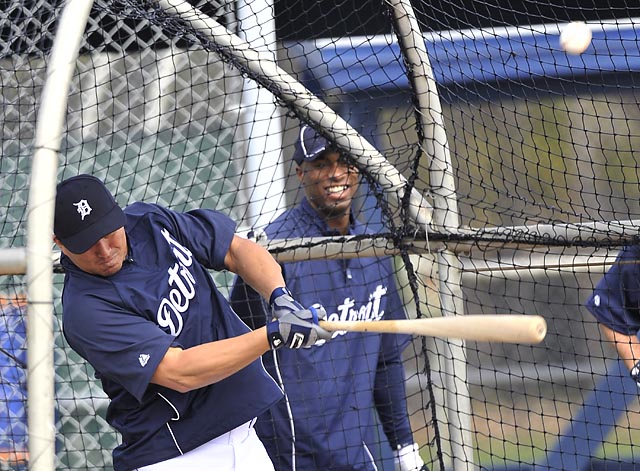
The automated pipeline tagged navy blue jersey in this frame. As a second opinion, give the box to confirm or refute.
[230,198,414,471]
[60,202,282,471]
[585,245,640,335]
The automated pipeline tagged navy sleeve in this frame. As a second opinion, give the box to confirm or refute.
[62,287,175,402]
[173,208,235,271]
[380,259,411,359]
[374,259,414,448]
[374,348,414,449]
[128,203,236,271]
[585,246,640,335]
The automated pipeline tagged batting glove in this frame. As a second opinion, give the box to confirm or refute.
[266,307,332,349]
[269,287,304,319]
[394,443,428,471]
[269,287,327,323]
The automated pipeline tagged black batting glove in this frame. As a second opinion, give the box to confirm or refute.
[269,287,304,319]
[266,307,332,349]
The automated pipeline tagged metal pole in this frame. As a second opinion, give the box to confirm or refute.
[27,0,95,469]
[385,0,475,468]
[235,0,285,229]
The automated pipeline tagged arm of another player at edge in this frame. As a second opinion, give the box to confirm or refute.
[599,323,640,371]
[151,235,286,393]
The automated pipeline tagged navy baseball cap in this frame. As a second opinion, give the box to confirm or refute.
[292,125,332,165]
[54,175,126,254]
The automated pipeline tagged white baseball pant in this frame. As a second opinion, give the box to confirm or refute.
[137,419,274,470]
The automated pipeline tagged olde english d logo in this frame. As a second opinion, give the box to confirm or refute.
[74,199,92,220]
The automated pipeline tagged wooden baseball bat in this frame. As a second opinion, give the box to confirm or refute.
[319,314,547,344]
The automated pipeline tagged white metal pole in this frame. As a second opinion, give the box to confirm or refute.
[27,0,95,469]
[235,0,285,229]
[386,0,474,469]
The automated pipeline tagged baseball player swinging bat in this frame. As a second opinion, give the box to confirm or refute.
[319,314,547,344]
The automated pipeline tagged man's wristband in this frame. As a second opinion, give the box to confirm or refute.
[266,321,284,349]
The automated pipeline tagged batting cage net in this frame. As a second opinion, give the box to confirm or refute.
[2,0,640,469]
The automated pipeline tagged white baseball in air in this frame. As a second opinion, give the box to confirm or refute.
[559,21,593,55]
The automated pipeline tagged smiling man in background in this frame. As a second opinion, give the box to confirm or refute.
[231,125,428,471]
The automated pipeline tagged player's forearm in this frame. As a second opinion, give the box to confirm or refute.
[151,328,270,392]
[225,235,285,300]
